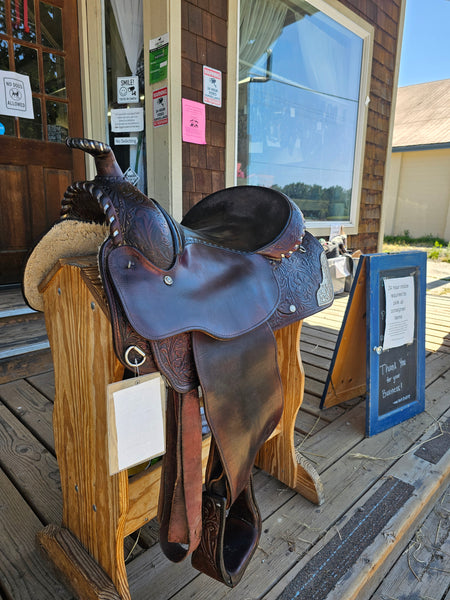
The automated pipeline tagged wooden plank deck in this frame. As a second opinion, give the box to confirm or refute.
[0,286,449,600]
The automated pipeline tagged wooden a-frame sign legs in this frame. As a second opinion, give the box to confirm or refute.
[321,252,426,437]
[320,257,368,409]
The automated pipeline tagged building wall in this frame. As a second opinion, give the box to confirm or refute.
[181,0,228,212]
[384,148,450,241]
[341,0,403,253]
[180,0,404,253]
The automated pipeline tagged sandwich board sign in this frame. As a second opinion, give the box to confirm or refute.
[321,251,426,436]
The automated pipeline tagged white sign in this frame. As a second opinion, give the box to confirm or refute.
[329,224,341,240]
[0,70,34,119]
[383,276,415,350]
[107,373,166,475]
[111,107,144,132]
[117,75,139,104]
[149,32,169,51]
[203,65,222,107]
[153,86,168,127]
[114,136,138,146]
[124,166,140,186]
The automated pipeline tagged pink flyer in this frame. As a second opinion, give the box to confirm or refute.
[182,98,206,144]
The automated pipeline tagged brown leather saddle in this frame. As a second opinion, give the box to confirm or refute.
[58,138,334,586]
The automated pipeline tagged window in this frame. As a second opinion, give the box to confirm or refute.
[0,0,69,142]
[237,0,372,227]
[104,0,146,193]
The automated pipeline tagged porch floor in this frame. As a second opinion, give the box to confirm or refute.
[0,268,449,600]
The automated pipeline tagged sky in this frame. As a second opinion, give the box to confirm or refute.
[398,0,450,87]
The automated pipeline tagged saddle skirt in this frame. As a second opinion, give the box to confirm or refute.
[24,138,334,587]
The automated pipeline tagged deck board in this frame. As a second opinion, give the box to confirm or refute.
[0,468,74,600]
[0,286,449,600]
[0,401,62,525]
[371,487,450,600]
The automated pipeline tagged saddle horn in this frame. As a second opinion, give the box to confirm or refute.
[66,137,124,178]
[63,137,177,270]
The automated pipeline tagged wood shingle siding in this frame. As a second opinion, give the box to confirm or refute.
[179,0,405,253]
[182,0,227,212]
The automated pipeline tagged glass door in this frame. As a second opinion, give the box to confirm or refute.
[104,0,147,193]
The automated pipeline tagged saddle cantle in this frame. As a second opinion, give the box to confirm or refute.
[25,137,334,587]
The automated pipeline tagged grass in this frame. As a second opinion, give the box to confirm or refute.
[383,231,450,262]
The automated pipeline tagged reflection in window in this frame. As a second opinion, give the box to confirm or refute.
[40,2,63,49]
[238,0,363,222]
[0,38,9,70]
[11,0,36,43]
[20,96,43,139]
[0,0,6,34]
[43,52,66,97]
[105,0,146,193]
[0,113,16,136]
[46,99,68,142]
[14,43,39,91]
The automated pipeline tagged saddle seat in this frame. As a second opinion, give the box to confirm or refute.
[105,185,306,343]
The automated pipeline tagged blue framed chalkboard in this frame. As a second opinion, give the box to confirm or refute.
[321,251,427,436]
[366,252,426,436]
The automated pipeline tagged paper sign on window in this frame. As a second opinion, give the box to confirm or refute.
[117,75,139,104]
[383,276,415,350]
[0,70,34,119]
[111,107,144,132]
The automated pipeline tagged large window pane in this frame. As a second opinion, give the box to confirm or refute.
[46,99,68,142]
[14,43,39,91]
[43,51,66,96]
[104,0,146,193]
[40,2,63,49]
[238,0,363,222]
[0,0,6,33]
[11,0,37,43]
[20,96,42,139]
[0,38,9,69]
[0,113,16,136]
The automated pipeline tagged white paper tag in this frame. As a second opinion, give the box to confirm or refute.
[107,373,166,475]
[329,224,340,240]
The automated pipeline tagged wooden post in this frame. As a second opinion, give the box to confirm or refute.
[257,321,324,505]
[38,260,131,599]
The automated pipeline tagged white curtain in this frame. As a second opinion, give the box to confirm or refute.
[294,19,359,100]
[239,0,288,79]
[110,0,143,75]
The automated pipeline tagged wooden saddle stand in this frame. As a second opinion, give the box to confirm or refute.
[23,138,333,600]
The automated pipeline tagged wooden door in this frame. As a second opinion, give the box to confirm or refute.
[0,0,84,284]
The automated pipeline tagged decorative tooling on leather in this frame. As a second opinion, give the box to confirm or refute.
[40,136,334,588]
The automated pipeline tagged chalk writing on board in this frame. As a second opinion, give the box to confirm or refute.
[383,276,415,350]
[379,350,415,416]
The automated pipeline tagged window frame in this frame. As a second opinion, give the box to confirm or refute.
[227,0,374,236]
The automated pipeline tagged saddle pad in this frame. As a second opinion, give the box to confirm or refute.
[106,242,280,340]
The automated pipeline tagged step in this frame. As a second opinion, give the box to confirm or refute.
[0,311,49,356]
[0,287,52,384]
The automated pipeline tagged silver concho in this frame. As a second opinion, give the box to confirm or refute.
[316,252,334,306]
